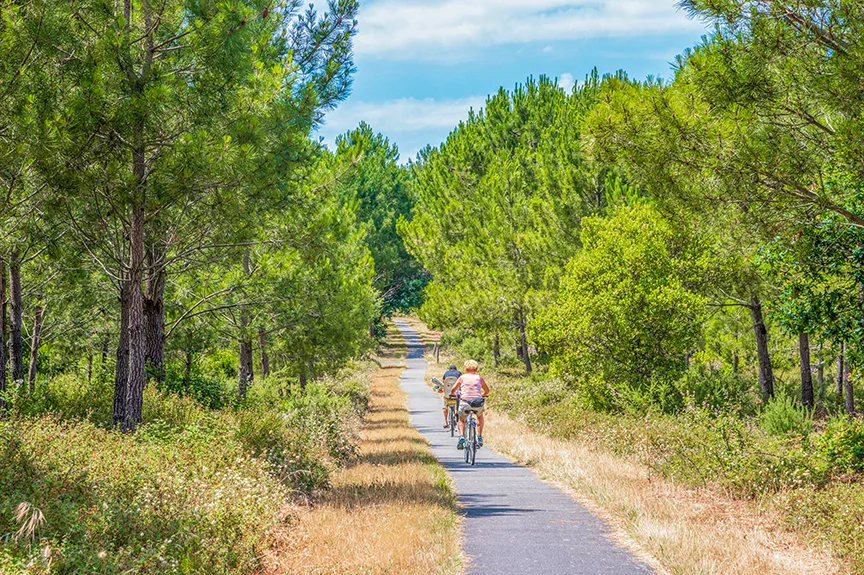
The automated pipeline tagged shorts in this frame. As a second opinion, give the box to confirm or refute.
[459,399,485,417]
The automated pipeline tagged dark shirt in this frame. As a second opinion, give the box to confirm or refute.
[443,369,462,381]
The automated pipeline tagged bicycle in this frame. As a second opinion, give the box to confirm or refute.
[463,406,479,465]
[447,398,459,437]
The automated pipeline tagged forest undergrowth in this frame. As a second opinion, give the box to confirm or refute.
[0,363,371,574]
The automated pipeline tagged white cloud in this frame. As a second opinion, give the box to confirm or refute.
[318,96,487,162]
[558,72,575,93]
[356,0,704,60]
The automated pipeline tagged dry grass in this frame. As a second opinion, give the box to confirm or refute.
[260,324,462,575]
[484,410,847,575]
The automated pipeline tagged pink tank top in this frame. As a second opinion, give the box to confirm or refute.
[459,374,483,401]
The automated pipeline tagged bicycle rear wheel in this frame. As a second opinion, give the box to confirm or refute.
[450,407,456,437]
[468,416,477,465]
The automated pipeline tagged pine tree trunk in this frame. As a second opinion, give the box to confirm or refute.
[124,201,147,430]
[799,333,814,407]
[113,281,130,425]
[87,354,93,383]
[817,343,825,402]
[143,255,166,384]
[259,327,270,379]
[519,319,532,374]
[238,339,253,399]
[299,364,307,390]
[184,350,193,382]
[732,350,739,374]
[493,333,500,367]
[8,249,23,385]
[27,306,44,393]
[749,297,774,399]
[0,261,7,415]
[836,343,845,400]
[845,361,854,415]
[237,250,253,400]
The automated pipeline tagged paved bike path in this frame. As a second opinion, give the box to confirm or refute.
[393,320,653,575]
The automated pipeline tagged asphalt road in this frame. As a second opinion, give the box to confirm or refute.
[393,320,654,575]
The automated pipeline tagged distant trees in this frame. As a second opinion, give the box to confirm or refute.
[331,122,426,316]
[401,76,602,373]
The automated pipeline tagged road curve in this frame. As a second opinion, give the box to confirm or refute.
[393,319,654,575]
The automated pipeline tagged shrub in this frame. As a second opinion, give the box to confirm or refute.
[12,372,113,424]
[533,205,709,407]
[0,415,288,575]
[775,483,864,574]
[142,385,211,430]
[159,365,233,409]
[813,417,864,473]
[760,395,813,437]
[677,365,757,416]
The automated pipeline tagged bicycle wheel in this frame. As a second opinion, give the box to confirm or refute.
[470,417,478,465]
[450,407,456,437]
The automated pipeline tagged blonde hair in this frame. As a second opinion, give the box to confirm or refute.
[464,359,479,372]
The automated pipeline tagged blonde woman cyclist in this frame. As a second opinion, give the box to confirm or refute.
[451,359,489,450]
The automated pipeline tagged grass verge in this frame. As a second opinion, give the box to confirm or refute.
[260,322,462,575]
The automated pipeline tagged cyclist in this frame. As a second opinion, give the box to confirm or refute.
[440,364,462,428]
[451,359,489,449]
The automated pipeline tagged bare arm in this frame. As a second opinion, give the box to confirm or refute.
[481,378,490,397]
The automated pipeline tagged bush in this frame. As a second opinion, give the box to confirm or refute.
[159,365,233,410]
[813,417,864,473]
[775,483,864,574]
[533,205,709,405]
[760,395,813,437]
[0,360,375,574]
[677,365,757,416]
[0,415,288,575]
[12,372,114,424]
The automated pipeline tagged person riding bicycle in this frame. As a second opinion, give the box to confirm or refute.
[451,359,489,450]
[439,364,462,428]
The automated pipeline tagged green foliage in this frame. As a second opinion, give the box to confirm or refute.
[159,365,233,410]
[759,395,814,438]
[333,122,427,315]
[677,365,756,416]
[11,372,114,424]
[814,417,864,473]
[777,483,864,574]
[534,204,709,411]
[401,75,604,360]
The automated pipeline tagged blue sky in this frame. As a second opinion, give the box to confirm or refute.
[317,0,710,163]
